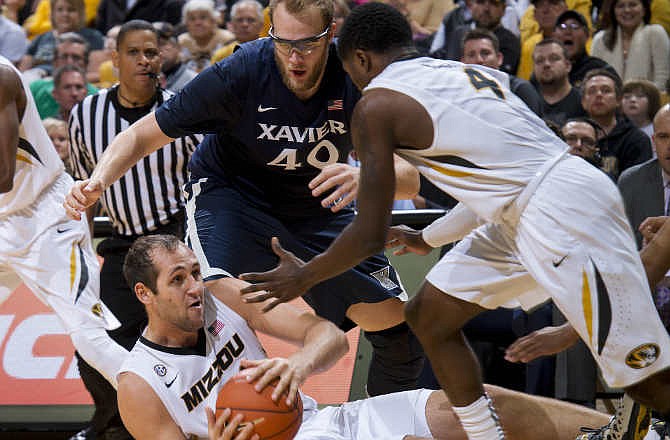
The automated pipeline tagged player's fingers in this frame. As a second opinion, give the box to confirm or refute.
[270,369,292,402]
[63,201,83,220]
[270,237,291,259]
[393,247,410,256]
[329,191,356,213]
[241,290,278,304]
[239,278,273,292]
[223,413,245,440]
[262,298,283,313]
[234,421,256,440]
[285,377,300,406]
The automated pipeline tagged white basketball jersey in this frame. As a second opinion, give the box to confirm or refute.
[365,58,569,223]
[119,294,317,439]
[0,56,63,216]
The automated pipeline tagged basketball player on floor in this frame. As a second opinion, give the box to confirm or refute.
[0,56,127,387]
[235,4,670,440]
[64,0,425,398]
[118,234,615,440]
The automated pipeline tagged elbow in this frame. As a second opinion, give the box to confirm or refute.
[333,328,349,360]
[0,177,14,194]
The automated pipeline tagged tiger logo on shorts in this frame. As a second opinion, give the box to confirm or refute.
[625,343,660,369]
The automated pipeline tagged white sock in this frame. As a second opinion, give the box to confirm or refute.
[452,394,505,440]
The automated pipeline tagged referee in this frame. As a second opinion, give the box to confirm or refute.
[68,20,200,440]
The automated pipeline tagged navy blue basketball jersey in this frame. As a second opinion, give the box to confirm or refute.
[155,38,360,219]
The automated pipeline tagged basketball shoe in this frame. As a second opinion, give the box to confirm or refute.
[576,395,651,440]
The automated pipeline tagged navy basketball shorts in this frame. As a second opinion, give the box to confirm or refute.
[184,178,407,331]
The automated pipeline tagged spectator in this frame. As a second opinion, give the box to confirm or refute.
[51,63,87,120]
[581,68,652,179]
[516,0,567,79]
[332,0,349,36]
[154,21,197,92]
[22,0,99,39]
[178,0,234,71]
[552,10,616,87]
[622,79,662,139]
[617,108,667,249]
[95,0,183,34]
[518,0,589,44]
[42,117,72,172]
[591,0,670,91]
[435,0,520,74]
[384,0,455,41]
[0,9,28,64]
[1,0,26,23]
[461,28,543,114]
[210,0,263,63]
[29,33,97,119]
[96,24,120,88]
[532,38,586,125]
[67,20,199,440]
[19,0,103,74]
[562,117,603,166]
[430,0,474,56]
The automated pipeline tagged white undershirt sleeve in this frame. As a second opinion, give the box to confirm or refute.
[421,203,483,248]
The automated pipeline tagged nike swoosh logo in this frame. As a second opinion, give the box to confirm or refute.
[257,105,277,112]
[165,376,177,388]
[57,226,72,233]
[552,255,568,267]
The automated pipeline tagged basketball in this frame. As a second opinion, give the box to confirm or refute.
[216,377,303,440]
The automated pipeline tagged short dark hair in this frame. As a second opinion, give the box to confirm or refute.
[533,38,569,60]
[153,21,177,44]
[562,116,605,138]
[582,68,623,98]
[555,9,588,29]
[622,79,662,122]
[337,2,413,60]
[55,32,90,62]
[462,28,500,53]
[123,234,183,293]
[117,19,158,48]
[53,64,86,87]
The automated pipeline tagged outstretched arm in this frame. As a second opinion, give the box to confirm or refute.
[63,112,174,219]
[0,65,25,193]
[209,278,349,406]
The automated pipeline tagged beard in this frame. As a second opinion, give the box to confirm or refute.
[275,47,328,97]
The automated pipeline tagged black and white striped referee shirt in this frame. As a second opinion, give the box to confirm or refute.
[69,86,201,237]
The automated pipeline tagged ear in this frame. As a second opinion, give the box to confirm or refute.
[495,52,504,68]
[111,49,120,69]
[354,48,370,71]
[328,20,336,42]
[135,283,154,305]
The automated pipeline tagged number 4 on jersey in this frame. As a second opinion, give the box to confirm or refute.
[464,67,505,99]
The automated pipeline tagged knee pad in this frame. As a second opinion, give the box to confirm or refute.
[364,322,425,396]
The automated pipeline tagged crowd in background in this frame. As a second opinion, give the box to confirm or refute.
[2,0,670,431]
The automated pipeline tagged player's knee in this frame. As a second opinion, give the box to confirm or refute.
[364,322,425,395]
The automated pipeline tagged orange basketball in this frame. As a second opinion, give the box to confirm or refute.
[216,377,303,440]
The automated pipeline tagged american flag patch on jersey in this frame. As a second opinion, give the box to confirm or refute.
[208,319,224,336]
[328,99,343,111]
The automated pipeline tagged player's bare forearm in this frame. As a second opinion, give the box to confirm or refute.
[641,217,670,288]
[89,113,173,189]
[0,66,22,193]
[393,154,420,200]
[291,318,348,376]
